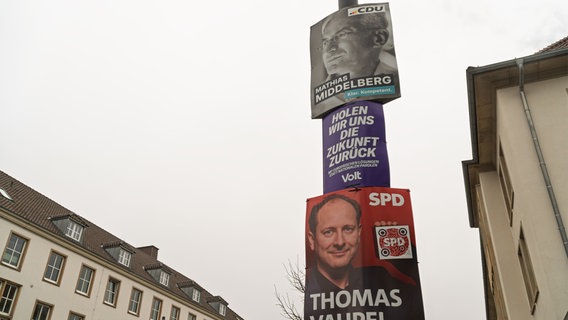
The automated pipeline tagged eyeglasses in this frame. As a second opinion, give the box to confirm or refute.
[321,28,357,48]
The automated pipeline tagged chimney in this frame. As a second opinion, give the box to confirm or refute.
[137,245,159,259]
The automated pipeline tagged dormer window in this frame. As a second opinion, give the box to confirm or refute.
[66,220,83,241]
[102,242,135,268]
[145,264,172,287]
[50,215,88,243]
[207,296,228,317]
[178,281,201,303]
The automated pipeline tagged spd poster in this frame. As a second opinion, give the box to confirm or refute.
[304,187,424,320]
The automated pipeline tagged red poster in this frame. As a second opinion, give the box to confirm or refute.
[304,187,424,320]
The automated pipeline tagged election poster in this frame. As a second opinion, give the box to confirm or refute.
[304,187,424,320]
[310,3,401,119]
[323,101,390,193]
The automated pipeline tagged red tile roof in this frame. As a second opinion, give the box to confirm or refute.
[537,35,568,53]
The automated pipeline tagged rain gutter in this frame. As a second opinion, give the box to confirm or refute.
[463,48,568,228]
[516,58,568,259]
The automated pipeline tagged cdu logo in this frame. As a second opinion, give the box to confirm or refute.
[348,5,386,16]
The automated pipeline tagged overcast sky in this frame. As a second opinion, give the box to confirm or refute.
[1,0,567,319]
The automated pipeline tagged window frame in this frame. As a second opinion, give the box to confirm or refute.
[43,250,66,285]
[117,249,132,267]
[128,287,143,316]
[103,277,121,307]
[68,311,85,320]
[65,220,84,242]
[0,279,20,317]
[32,300,53,320]
[150,297,163,320]
[518,227,539,314]
[75,264,95,297]
[1,232,29,270]
[159,270,170,286]
[498,144,514,225]
[191,289,200,302]
[170,305,181,320]
[187,312,197,320]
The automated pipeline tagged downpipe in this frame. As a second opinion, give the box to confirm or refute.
[517,58,568,259]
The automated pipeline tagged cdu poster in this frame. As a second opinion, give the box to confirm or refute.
[310,3,400,119]
[304,187,424,320]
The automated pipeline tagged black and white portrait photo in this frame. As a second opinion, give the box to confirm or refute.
[310,3,401,118]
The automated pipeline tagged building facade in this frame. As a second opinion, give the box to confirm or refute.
[0,170,243,320]
[463,38,568,319]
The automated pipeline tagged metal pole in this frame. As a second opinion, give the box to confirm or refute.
[338,0,358,9]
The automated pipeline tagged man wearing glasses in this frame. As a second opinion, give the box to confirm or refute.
[321,6,397,82]
[310,5,399,118]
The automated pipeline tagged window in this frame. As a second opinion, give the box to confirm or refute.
[159,270,170,286]
[0,188,12,201]
[32,301,52,320]
[51,216,87,243]
[207,296,227,316]
[518,228,539,314]
[118,249,131,267]
[187,313,196,320]
[68,312,85,320]
[103,277,120,307]
[179,283,201,303]
[498,144,514,225]
[170,306,181,320]
[150,297,162,320]
[0,280,19,317]
[2,232,28,269]
[102,243,134,268]
[43,251,66,284]
[128,288,143,315]
[192,289,200,302]
[65,220,84,241]
[75,265,95,296]
[146,267,171,286]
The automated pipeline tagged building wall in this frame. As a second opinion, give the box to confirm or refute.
[1,214,212,320]
[478,75,568,319]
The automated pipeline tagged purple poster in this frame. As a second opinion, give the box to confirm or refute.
[323,101,390,193]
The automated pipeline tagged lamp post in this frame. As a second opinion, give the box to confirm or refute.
[338,0,358,9]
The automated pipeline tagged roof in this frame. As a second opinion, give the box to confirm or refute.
[462,39,568,228]
[537,35,568,54]
[0,170,242,320]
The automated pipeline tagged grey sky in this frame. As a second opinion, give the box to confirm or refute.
[1,0,566,319]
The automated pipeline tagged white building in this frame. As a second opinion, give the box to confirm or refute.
[463,37,568,319]
[0,170,243,320]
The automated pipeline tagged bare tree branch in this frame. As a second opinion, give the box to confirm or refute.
[285,258,305,294]
[275,257,305,320]
[275,286,303,320]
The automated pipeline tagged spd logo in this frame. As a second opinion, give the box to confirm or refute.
[374,225,413,260]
